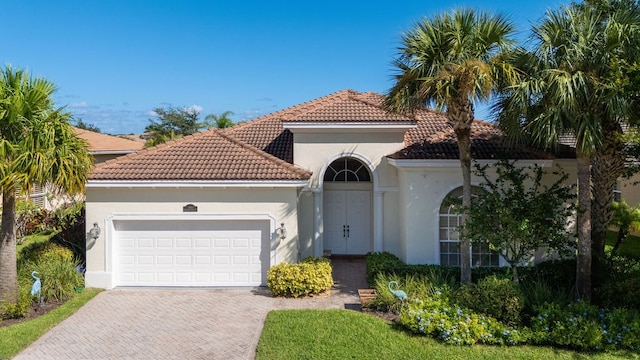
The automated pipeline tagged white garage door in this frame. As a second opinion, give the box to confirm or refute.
[114,220,270,287]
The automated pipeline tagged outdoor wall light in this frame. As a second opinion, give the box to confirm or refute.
[89,222,101,240]
[277,223,287,240]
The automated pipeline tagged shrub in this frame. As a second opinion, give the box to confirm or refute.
[595,272,640,310]
[51,202,86,263]
[267,257,333,297]
[0,285,32,319]
[370,273,443,313]
[531,301,640,352]
[15,199,55,242]
[365,252,404,284]
[456,275,524,326]
[520,275,575,319]
[18,243,83,302]
[398,288,526,346]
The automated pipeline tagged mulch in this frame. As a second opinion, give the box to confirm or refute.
[0,301,63,328]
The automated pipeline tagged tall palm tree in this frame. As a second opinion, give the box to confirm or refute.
[496,0,640,301]
[384,9,519,284]
[205,110,234,129]
[0,67,93,302]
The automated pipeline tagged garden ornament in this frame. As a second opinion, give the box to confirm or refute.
[387,281,408,302]
[31,271,44,308]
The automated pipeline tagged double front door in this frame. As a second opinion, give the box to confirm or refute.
[323,190,372,255]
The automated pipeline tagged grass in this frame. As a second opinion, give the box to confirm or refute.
[0,288,102,359]
[256,309,639,360]
[605,230,640,259]
[16,232,55,256]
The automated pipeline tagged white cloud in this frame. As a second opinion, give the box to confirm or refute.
[184,104,203,113]
[69,101,90,108]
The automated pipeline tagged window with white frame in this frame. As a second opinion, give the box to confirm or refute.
[439,186,499,267]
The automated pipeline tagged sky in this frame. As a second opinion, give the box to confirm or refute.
[2,0,566,135]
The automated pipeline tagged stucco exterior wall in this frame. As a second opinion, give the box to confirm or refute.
[394,159,578,265]
[621,173,640,207]
[291,130,405,257]
[85,186,300,288]
[292,131,405,188]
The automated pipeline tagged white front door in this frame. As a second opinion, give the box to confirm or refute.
[323,190,372,255]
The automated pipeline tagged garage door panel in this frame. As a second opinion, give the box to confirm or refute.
[115,220,269,287]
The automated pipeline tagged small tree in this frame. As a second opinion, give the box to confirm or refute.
[462,159,576,282]
[144,105,207,147]
[73,118,101,133]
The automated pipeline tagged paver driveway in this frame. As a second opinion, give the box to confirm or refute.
[14,259,366,360]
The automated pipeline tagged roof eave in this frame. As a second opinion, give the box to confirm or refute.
[283,122,416,133]
[387,158,555,168]
[86,180,310,188]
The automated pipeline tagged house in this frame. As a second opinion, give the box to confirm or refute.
[28,127,145,209]
[84,90,577,289]
[73,127,146,164]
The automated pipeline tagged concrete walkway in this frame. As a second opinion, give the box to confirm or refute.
[14,258,368,360]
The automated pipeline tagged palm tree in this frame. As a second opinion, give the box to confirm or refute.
[384,8,519,284]
[496,0,640,301]
[0,67,93,302]
[205,111,234,129]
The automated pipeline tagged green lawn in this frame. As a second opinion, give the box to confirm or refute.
[605,230,640,259]
[0,288,102,359]
[256,309,639,360]
[16,232,55,255]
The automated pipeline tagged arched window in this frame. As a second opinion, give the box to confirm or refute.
[323,157,371,182]
[439,186,499,268]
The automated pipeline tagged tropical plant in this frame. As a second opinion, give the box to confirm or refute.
[495,0,640,300]
[0,66,92,302]
[205,110,234,129]
[462,160,576,282]
[384,8,519,283]
[609,200,640,258]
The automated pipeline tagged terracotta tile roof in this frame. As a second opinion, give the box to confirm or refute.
[224,90,414,162]
[390,119,562,160]
[285,94,413,123]
[89,129,311,181]
[74,128,144,153]
[90,89,571,182]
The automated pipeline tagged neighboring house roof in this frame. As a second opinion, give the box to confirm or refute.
[74,127,145,155]
[89,129,311,181]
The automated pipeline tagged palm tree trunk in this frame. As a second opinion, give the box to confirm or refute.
[0,189,19,302]
[590,124,625,288]
[576,156,592,302]
[450,100,474,285]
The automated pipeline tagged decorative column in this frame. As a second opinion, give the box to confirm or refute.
[373,190,384,252]
[313,190,323,257]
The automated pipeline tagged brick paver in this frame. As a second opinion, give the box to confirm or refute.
[13,258,367,360]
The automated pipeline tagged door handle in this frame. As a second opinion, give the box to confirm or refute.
[346,225,350,238]
[343,225,346,237]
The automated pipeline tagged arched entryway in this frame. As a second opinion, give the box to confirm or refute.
[322,157,373,255]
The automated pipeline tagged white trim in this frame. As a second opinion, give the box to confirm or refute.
[102,213,277,289]
[283,122,416,133]
[91,150,138,155]
[373,191,384,252]
[317,153,379,191]
[389,158,554,168]
[86,180,309,188]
